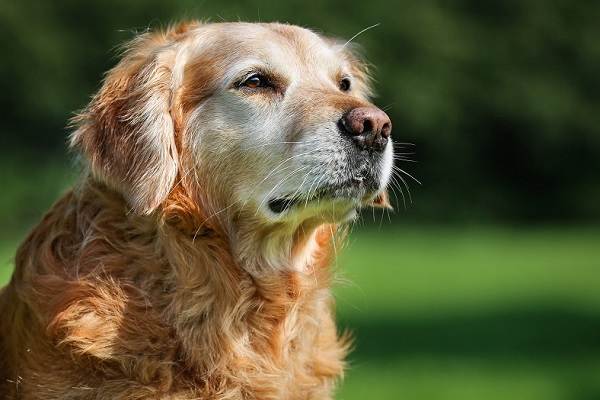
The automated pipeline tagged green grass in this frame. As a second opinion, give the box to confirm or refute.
[335,227,600,316]
[334,226,600,400]
[2,226,599,399]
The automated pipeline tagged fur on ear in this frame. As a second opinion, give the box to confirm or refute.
[70,32,180,214]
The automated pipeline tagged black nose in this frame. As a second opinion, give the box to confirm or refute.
[339,107,392,152]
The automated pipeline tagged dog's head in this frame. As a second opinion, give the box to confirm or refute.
[72,22,393,227]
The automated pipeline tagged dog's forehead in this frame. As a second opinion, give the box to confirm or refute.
[188,23,349,76]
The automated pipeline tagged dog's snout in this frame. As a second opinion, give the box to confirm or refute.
[339,107,391,152]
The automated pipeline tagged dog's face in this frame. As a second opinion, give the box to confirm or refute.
[72,22,393,227]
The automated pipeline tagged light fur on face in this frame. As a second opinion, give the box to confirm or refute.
[0,21,393,399]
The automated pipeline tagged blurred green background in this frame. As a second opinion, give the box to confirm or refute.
[1,0,599,399]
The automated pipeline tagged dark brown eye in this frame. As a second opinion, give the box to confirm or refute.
[340,77,351,92]
[241,74,268,89]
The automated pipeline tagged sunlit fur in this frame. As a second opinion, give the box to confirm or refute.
[0,21,392,399]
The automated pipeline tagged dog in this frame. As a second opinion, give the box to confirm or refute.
[0,21,393,399]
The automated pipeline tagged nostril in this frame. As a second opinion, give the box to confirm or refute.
[363,119,374,134]
[339,112,365,137]
[381,121,392,139]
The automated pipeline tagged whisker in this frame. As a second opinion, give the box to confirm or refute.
[237,163,297,212]
[394,156,417,163]
[254,164,313,217]
[385,201,393,224]
[390,165,417,208]
[329,224,338,272]
[235,149,322,216]
[255,149,320,190]
[393,142,417,150]
[241,141,307,151]
[304,159,335,208]
[281,163,324,210]
[389,174,407,209]
[392,165,421,185]
[282,164,321,207]
[378,202,386,230]
[167,166,197,197]
[292,166,319,207]
[340,23,381,50]
[192,201,240,243]
[381,103,395,113]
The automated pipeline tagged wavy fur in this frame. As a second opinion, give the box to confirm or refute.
[0,21,392,399]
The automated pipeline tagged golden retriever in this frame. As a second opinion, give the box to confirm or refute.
[0,21,393,399]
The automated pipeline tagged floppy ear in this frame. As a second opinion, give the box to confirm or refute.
[70,33,178,214]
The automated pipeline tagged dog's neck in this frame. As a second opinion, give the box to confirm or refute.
[160,203,339,295]
[155,182,343,371]
[160,180,340,275]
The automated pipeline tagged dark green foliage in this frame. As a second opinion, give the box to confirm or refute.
[1,0,599,225]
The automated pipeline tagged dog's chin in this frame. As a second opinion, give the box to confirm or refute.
[265,183,383,224]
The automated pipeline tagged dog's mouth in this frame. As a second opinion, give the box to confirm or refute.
[268,198,299,214]
[267,176,381,215]
[267,192,327,214]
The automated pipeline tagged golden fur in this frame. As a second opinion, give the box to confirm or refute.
[0,21,392,399]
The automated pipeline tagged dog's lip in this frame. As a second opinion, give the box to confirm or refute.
[267,193,323,214]
[267,177,376,214]
[268,198,298,213]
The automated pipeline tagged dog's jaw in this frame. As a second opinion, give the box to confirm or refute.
[262,138,394,223]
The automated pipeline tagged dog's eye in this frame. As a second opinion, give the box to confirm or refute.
[339,77,351,92]
[241,74,269,89]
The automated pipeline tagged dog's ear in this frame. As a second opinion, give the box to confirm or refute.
[71,33,179,214]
